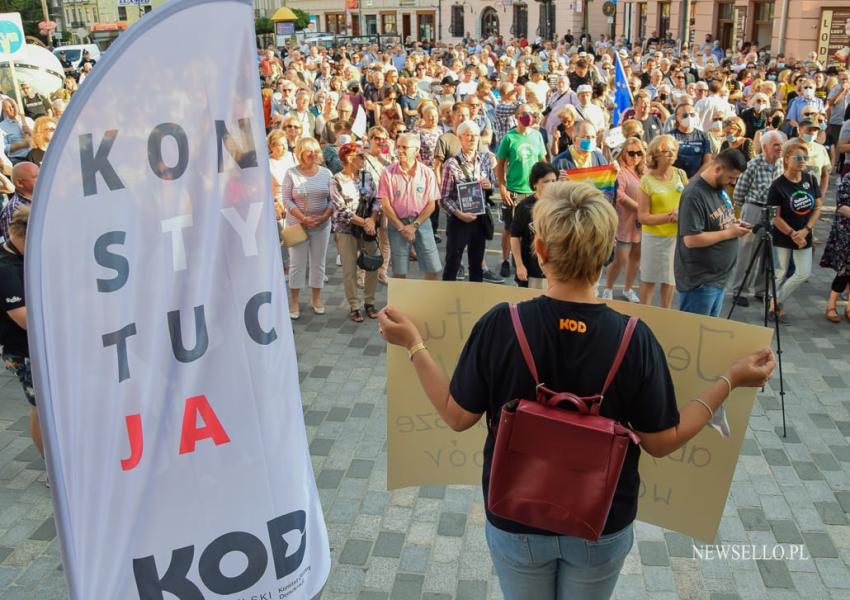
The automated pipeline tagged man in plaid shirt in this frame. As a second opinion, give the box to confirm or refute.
[730,130,785,306]
[493,83,525,147]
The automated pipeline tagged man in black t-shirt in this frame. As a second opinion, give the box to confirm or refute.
[19,83,52,120]
[675,149,751,318]
[510,163,557,288]
[0,205,42,458]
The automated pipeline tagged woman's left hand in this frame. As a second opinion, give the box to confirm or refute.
[378,306,422,349]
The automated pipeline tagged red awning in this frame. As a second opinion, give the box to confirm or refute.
[90,22,129,32]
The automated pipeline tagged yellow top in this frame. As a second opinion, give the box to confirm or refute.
[639,168,687,237]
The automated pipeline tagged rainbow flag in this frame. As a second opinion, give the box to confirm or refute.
[562,164,617,201]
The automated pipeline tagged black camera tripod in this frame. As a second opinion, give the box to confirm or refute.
[727,213,787,438]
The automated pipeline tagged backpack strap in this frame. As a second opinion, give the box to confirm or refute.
[509,303,540,385]
[599,316,639,399]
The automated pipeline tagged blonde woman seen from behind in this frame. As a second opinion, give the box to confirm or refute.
[637,135,687,308]
[377,181,775,600]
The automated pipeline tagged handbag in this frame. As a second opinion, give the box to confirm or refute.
[483,202,495,241]
[280,222,308,247]
[487,304,641,541]
[357,249,383,271]
[348,173,379,242]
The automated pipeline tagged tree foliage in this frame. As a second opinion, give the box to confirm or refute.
[291,9,310,32]
[255,16,274,35]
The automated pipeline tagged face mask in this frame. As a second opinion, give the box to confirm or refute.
[778,63,785,69]
[680,116,693,130]
[754,103,766,112]
[801,133,815,143]
[712,119,723,129]
[578,138,595,152]
[517,113,534,127]
[819,122,828,131]
[803,88,815,99]
[726,135,737,143]
[771,115,784,128]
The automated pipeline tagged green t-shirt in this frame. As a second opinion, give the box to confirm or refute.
[496,128,547,194]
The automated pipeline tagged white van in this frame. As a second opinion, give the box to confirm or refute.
[53,44,102,70]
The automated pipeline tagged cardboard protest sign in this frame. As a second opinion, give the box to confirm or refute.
[26,1,329,597]
[386,280,772,543]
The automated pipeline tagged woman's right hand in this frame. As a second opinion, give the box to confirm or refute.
[727,349,776,388]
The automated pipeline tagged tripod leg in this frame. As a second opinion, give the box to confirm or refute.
[763,240,787,438]
[727,237,764,320]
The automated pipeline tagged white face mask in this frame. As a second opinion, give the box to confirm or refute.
[680,116,693,130]
[803,88,815,99]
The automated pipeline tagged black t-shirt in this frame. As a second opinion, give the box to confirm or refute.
[740,107,766,139]
[568,71,591,90]
[450,298,679,536]
[768,173,820,249]
[0,245,28,357]
[509,195,543,279]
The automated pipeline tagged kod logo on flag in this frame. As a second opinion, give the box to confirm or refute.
[0,13,26,57]
[25,0,330,598]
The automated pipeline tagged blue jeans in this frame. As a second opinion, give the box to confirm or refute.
[678,283,725,317]
[387,217,442,276]
[485,521,633,600]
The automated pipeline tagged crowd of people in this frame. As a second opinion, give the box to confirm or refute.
[258,32,850,324]
[0,26,844,599]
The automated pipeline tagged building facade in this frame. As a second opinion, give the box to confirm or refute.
[285,0,440,43]
[616,1,848,61]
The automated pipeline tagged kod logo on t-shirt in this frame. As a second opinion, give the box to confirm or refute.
[790,190,815,216]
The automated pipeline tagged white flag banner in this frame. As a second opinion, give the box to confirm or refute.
[25,1,330,598]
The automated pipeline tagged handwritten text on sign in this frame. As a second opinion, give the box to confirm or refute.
[386,280,772,543]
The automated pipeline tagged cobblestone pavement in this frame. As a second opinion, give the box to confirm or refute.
[2,196,850,599]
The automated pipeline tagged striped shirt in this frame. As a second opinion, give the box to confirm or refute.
[282,166,333,227]
[493,101,522,146]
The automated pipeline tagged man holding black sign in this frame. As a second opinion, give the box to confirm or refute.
[439,121,496,282]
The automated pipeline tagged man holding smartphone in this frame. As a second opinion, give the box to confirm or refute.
[674,149,751,317]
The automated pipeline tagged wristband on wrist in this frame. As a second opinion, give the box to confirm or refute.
[408,342,427,361]
[718,375,732,396]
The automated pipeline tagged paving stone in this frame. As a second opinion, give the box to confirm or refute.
[811,452,841,471]
[664,532,694,558]
[437,512,467,537]
[350,403,374,418]
[638,540,670,567]
[418,485,446,499]
[339,540,372,566]
[310,365,333,378]
[739,508,771,531]
[814,502,848,526]
[801,531,839,559]
[390,573,424,600]
[776,427,800,443]
[372,531,404,558]
[326,407,351,422]
[28,517,55,542]
[740,438,761,456]
[456,579,488,600]
[756,559,795,589]
[316,469,345,490]
[346,460,374,480]
[398,544,430,574]
[310,438,334,456]
[791,461,824,481]
[763,448,791,466]
[357,592,388,600]
[304,410,327,426]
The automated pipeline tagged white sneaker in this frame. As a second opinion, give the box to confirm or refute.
[601,288,614,300]
[335,254,342,266]
[623,289,640,303]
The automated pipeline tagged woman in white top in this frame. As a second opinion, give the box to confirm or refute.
[283,137,334,319]
[267,130,296,219]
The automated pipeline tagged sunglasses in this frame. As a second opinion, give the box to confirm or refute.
[791,155,806,162]
[626,150,644,157]
[284,125,302,129]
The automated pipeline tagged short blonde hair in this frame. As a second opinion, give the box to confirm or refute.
[31,116,56,151]
[532,182,617,285]
[294,137,323,166]
[645,134,679,169]
[266,129,287,155]
[724,115,746,135]
[556,104,578,121]
[781,138,807,166]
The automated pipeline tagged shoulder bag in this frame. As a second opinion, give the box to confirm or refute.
[487,304,641,541]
